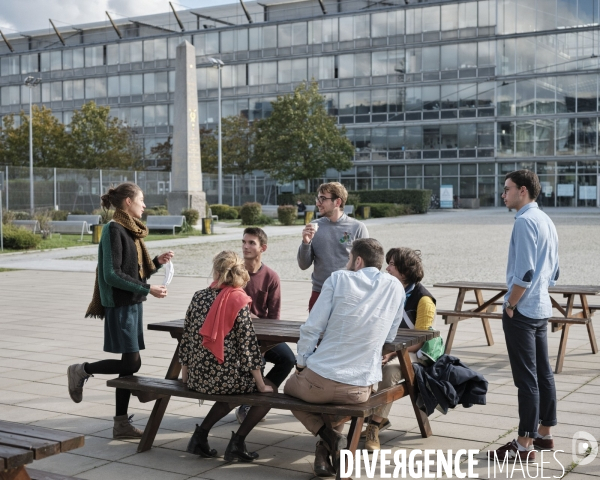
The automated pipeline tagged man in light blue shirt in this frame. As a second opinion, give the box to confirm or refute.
[285,238,404,476]
[489,170,559,463]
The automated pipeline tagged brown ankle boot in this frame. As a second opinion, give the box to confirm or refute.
[314,440,336,477]
[113,414,144,439]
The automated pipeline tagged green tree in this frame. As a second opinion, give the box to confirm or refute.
[150,136,173,170]
[254,81,353,189]
[0,107,70,171]
[199,127,218,174]
[68,101,143,170]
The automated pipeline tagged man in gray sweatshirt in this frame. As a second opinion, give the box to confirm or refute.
[297,182,369,311]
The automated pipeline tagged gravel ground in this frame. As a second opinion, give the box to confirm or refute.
[66,208,600,286]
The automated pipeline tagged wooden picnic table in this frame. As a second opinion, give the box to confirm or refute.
[0,420,84,480]
[434,281,599,373]
[136,318,438,453]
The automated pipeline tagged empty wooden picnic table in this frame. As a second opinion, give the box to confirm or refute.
[132,318,439,453]
[434,281,599,373]
[0,420,84,480]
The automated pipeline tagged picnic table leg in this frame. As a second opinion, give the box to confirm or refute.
[555,323,570,374]
[474,290,494,347]
[137,345,182,453]
[0,466,31,480]
[444,321,458,354]
[338,417,364,479]
[580,294,599,354]
[399,349,432,438]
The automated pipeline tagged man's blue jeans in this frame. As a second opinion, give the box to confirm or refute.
[263,342,295,387]
[502,308,557,438]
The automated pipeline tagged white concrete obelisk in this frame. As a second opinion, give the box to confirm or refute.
[168,40,206,216]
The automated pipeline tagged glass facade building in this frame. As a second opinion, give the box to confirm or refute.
[1,0,599,206]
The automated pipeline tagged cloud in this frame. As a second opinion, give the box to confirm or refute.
[0,0,234,34]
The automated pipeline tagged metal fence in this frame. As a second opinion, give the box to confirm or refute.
[0,166,277,213]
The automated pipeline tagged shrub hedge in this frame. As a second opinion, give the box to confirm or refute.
[182,208,200,226]
[210,204,239,220]
[240,202,262,225]
[361,203,412,218]
[277,205,297,225]
[349,189,431,214]
[2,224,41,250]
[279,189,430,214]
[277,192,361,208]
[142,206,169,220]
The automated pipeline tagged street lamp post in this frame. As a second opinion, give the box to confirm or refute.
[209,58,224,204]
[24,76,42,216]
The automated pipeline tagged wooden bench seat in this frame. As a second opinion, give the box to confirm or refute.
[463,299,600,311]
[437,308,593,373]
[437,309,590,325]
[107,374,428,458]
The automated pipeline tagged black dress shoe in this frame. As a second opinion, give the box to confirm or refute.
[314,440,336,477]
[186,424,217,457]
[224,431,259,462]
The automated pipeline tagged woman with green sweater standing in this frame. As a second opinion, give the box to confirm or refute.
[67,182,174,439]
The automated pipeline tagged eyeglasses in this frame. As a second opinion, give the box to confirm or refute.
[316,196,336,204]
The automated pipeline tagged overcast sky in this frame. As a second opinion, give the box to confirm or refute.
[0,0,235,33]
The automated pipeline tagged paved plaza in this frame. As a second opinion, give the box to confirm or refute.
[1,209,599,479]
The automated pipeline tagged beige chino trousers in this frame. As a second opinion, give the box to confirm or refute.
[284,368,372,435]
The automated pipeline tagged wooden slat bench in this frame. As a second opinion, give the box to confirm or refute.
[107,375,415,461]
[437,308,592,373]
[0,421,84,480]
[146,215,186,234]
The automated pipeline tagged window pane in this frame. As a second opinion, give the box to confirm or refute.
[108,77,119,97]
[263,26,277,48]
[263,62,277,84]
[516,79,535,115]
[577,74,597,112]
[154,38,167,60]
[278,60,291,83]
[131,74,143,95]
[406,48,422,74]
[40,52,50,72]
[458,124,477,148]
[478,40,494,67]
[422,86,440,110]
[422,46,439,72]
[144,73,155,94]
[371,13,387,38]
[292,23,307,45]
[458,43,477,69]
[556,75,577,113]
[130,42,143,62]
[221,30,235,53]
[291,58,307,82]
[337,54,354,78]
[155,72,168,93]
[278,24,292,48]
[73,80,84,99]
[536,119,555,156]
[441,4,458,30]
[354,14,370,39]
[156,104,168,126]
[144,105,155,126]
[354,53,371,77]
[106,45,119,65]
[120,75,131,96]
[422,6,440,32]
[85,46,103,67]
[339,17,353,42]
[577,117,597,154]
[441,44,458,70]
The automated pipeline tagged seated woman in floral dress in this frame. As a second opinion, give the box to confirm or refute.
[179,250,275,462]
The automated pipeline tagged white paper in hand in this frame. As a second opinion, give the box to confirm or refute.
[162,261,174,286]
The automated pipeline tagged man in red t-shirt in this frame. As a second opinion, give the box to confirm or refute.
[236,227,295,423]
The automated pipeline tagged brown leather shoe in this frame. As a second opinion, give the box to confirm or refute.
[533,436,554,450]
[314,440,336,477]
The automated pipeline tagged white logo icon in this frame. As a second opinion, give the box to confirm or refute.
[572,431,598,466]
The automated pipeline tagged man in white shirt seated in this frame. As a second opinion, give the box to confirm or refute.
[284,238,405,477]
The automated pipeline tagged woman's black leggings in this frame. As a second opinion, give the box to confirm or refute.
[85,353,141,417]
